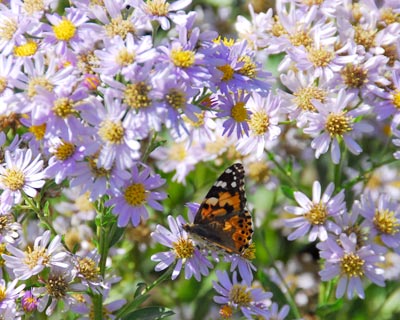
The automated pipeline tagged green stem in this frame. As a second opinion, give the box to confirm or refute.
[142,131,159,163]
[267,151,297,188]
[261,238,302,319]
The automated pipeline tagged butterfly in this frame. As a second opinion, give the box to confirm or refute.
[183,163,253,255]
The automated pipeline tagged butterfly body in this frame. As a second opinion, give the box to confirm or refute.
[183,163,253,255]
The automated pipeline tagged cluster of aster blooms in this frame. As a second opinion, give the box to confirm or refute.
[0,0,400,318]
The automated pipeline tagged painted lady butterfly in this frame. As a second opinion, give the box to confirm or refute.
[183,163,253,255]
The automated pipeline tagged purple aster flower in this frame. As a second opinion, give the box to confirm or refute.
[0,214,21,244]
[269,302,290,320]
[217,88,251,139]
[131,0,192,31]
[21,290,38,312]
[373,69,400,120]
[0,148,46,212]
[285,181,346,242]
[303,89,373,164]
[356,193,400,251]
[151,215,213,281]
[2,230,69,280]
[45,136,86,184]
[236,91,282,159]
[317,233,385,299]
[227,249,257,286]
[78,92,141,170]
[213,270,271,319]
[0,279,25,309]
[106,165,167,227]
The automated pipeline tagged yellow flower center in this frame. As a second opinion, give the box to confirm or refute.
[169,143,187,161]
[289,30,312,48]
[104,15,135,39]
[23,0,46,15]
[124,183,146,206]
[124,82,152,109]
[354,25,376,51]
[341,64,368,88]
[325,112,352,137]
[53,97,74,118]
[13,41,38,57]
[217,64,234,81]
[229,284,252,307]
[271,16,286,37]
[248,111,269,135]
[373,209,400,235]
[25,247,49,269]
[308,47,334,67]
[172,238,195,259]
[231,101,248,122]
[0,17,17,41]
[29,123,46,141]
[304,202,327,225]
[88,154,110,177]
[219,305,233,319]
[145,0,170,16]
[46,275,67,299]
[28,77,53,98]
[340,252,364,277]
[248,162,270,184]
[294,86,326,111]
[53,17,76,41]
[0,286,6,302]
[75,192,94,212]
[116,48,135,66]
[238,55,256,78]
[166,89,185,109]
[78,257,100,281]
[0,77,7,95]
[171,49,195,68]
[2,168,25,191]
[98,120,124,144]
[392,90,400,109]
[53,141,75,161]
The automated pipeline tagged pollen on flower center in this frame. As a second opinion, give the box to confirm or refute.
[54,141,75,161]
[231,102,248,122]
[271,16,286,37]
[23,0,46,15]
[172,238,195,259]
[75,192,94,212]
[124,183,146,206]
[28,77,53,98]
[0,215,11,231]
[248,162,270,183]
[294,86,326,111]
[340,253,365,277]
[304,202,327,225]
[171,49,195,68]
[238,55,256,78]
[325,112,352,137]
[53,17,76,41]
[219,305,233,319]
[145,0,170,16]
[53,98,74,118]
[46,275,67,299]
[25,247,49,269]
[166,89,185,109]
[105,15,135,39]
[341,64,368,88]
[392,90,400,109]
[98,120,124,144]
[308,47,334,67]
[14,41,38,57]
[0,286,6,301]
[0,18,17,40]
[169,143,187,161]
[217,64,234,81]
[229,284,252,307]
[354,25,376,50]
[88,155,110,177]
[289,30,312,48]
[248,111,269,135]
[116,48,135,66]
[124,82,152,109]
[78,257,100,281]
[3,168,25,191]
[373,209,400,235]
[29,123,46,141]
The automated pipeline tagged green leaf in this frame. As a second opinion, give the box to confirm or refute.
[134,282,148,298]
[109,226,125,247]
[281,185,295,200]
[122,307,174,320]
[316,299,344,317]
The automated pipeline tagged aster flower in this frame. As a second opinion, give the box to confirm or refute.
[285,181,346,242]
[2,230,69,280]
[303,89,373,164]
[21,290,38,312]
[131,0,192,31]
[356,193,400,251]
[32,266,87,316]
[74,249,103,292]
[269,302,290,320]
[236,91,282,159]
[212,270,271,319]
[373,69,400,120]
[78,93,141,170]
[106,165,167,227]
[317,233,385,299]
[0,279,25,309]
[217,88,251,139]
[0,148,46,212]
[45,136,86,184]
[227,245,257,286]
[0,214,21,244]
[151,215,213,281]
